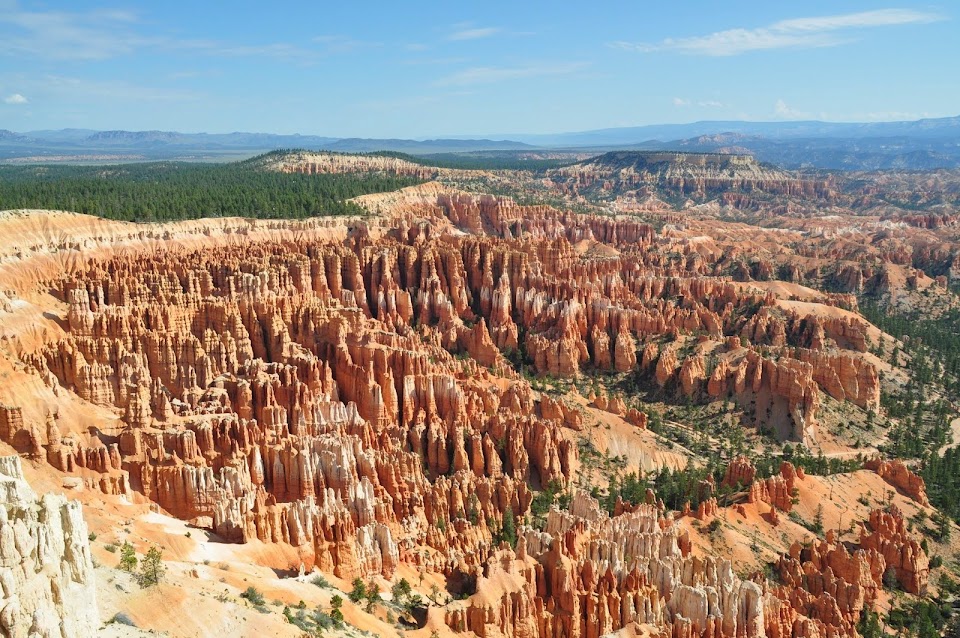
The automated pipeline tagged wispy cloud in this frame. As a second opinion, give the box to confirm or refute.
[673,97,725,108]
[447,26,501,41]
[774,99,809,119]
[360,90,477,112]
[312,35,382,54]
[612,8,944,56]
[210,42,316,58]
[0,5,319,61]
[436,62,586,86]
[4,93,27,104]
[37,75,200,103]
[0,6,146,60]
[401,56,468,67]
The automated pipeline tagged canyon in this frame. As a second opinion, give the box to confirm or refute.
[0,150,957,638]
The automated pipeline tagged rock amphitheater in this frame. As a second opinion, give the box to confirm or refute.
[0,169,952,637]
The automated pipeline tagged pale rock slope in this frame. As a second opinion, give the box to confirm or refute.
[0,455,97,638]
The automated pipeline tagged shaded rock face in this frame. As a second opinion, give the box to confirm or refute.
[0,456,98,638]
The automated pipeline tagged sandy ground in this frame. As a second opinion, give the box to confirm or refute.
[564,394,690,481]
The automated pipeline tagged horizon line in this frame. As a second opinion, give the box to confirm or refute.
[7,112,960,140]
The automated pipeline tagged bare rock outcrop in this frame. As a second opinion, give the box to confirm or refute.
[865,458,929,506]
[456,494,774,638]
[0,456,98,638]
[859,507,929,595]
[722,457,801,512]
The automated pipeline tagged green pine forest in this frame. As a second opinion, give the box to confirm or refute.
[0,153,424,222]
[860,298,960,528]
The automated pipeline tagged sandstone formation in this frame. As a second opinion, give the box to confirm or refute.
[448,493,773,638]
[774,505,930,635]
[859,506,930,595]
[0,456,98,638]
[721,456,801,512]
[549,151,837,203]
[447,491,926,638]
[269,151,439,179]
[0,169,947,638]
[865,458,929,505]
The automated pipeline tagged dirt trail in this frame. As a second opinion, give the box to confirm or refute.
[940,416,960,454]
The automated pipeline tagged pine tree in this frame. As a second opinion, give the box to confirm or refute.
[365,581,381,613]
[933,510,952,542]
[119,541,137,572]
[502,508,517,548]
[329,594,344,626]
[857,608,883,638]
[137,546,165,587]
[391,578,412,603]
[348,577,367,603]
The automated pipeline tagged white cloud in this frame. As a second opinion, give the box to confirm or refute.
[38,75,199,102]
[773,10,941,33]
[447,26,501,41]
[674,97,725,108]
[0,6,318,61]
[612,8,943,56]
[4,93,27,104]
[311,35,381,54]
[774,99,809,119]
[0,7,145,60]
[436,62,586,86]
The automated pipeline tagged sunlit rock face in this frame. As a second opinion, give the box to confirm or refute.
[0,179,918,638]
[0,456,98,638]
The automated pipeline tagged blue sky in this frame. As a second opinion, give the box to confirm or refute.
[0,1,955,137]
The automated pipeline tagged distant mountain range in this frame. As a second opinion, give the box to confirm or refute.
[0,129,534,161]
[510,116,960,171]
[625,133,960,171]
[3,115,960,170]
[505,115,960,147]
